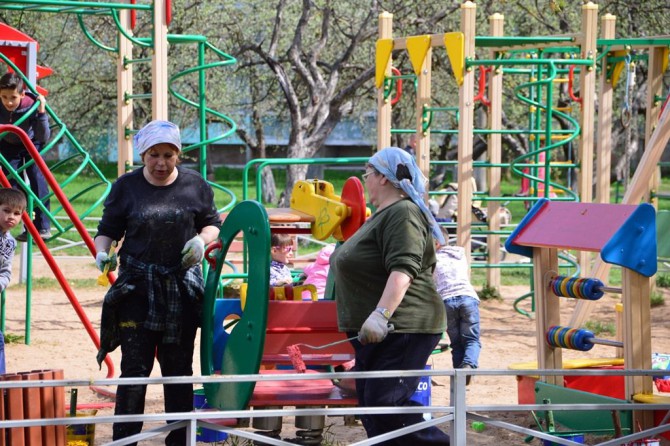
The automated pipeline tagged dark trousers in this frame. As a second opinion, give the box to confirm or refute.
[113,294,199,446]
[350,332,450,445]
[1,147,51,231]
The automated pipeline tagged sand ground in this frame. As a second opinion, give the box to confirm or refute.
[4,254,670,445]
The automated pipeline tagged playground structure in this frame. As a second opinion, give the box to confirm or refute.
[506,198,660,434]
[375,1,670,296]
[0,0,670,444]
[199,178,370,442]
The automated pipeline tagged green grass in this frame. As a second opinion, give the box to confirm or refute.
[4,333,25,344]
[23,161,670,275]
[584,320,616,336]
[10,277,99,290]
[651,291,665,307]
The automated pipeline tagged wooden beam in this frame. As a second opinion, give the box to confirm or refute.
[456,1,476,257]
[117,6,133,177]
[376,12,393,151]
[595,14,616,204]
[486,13,504,289]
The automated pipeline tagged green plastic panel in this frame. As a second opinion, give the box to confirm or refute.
[535,381,632,435]
[200,200,270,410]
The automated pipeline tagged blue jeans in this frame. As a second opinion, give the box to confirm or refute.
[349,332,450,445]
[443,296,481,368]
[2,146,51,231]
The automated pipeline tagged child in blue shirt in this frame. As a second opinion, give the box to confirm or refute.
[0,188,27,373]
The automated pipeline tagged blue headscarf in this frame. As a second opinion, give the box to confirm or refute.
[369,147,445,245]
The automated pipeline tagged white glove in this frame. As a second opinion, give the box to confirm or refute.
[95,251,118,272]
[358,311,390,345]
[181,235,205,268]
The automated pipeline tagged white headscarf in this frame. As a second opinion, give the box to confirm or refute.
[134,120,182,155]
[369,147,445,245]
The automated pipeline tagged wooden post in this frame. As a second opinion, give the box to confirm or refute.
[533,248,562,385]
[5,374,25,446]
[376,12,393,152]
[595,14,616,204]
[576,2,598,278]
[645,46,666,207]
[456,1,476,258]
[486,13,504,289]
[152,0,169,120]
[21,372,42,446]
[34,369,56,445]
[578,1,598,205]
[52,369,66,446]
[415,44,431,178]
[117,4,134,177]
[622,269,653,430]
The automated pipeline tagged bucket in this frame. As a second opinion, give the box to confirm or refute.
[409,365,432,420]
[194,388,228,442]
[542,432,585,446]
[66,409,97,446]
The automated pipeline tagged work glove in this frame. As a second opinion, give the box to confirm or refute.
[95,251,118,273]
[358,311,390,345]
[181,235,205,268]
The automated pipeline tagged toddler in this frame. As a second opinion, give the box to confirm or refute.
[269,233,294,287]
[0,188,27,373]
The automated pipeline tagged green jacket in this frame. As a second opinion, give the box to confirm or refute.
[331,198,446,334]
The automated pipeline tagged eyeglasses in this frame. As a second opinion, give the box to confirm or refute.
[273,245,294,253]
[362,171,376,181]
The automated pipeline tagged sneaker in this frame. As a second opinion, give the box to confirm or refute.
[14,229,51,242]
[461,364,474,386]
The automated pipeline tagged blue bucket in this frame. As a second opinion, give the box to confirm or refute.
[542,432,585,446]
[194,389,228,442]
[409,365,432,420]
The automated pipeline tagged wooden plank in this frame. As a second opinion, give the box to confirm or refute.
[415,43,431,177]
[250,372,357,407]
[21,372,42,446]
[534,247,562,385]
[645,46,666,206]
[595,14,616,204]
[577,2,598,205]
[116,8,134,176]
[456,1,476,259]
[266,208,315,223]
[151,0,169,120]
[486,13,504,289]
[622,270,653,430]
[377,12,393,150]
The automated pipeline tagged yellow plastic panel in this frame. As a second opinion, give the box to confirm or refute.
[375,39,394,88]
[290,180,347,240]
[444,32,465,86]
[406,35,432,76]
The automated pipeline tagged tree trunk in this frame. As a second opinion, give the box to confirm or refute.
[279,163,309,207]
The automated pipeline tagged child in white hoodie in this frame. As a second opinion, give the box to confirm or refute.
[433,229,481,384]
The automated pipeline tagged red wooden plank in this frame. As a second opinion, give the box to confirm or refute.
[249,371,357,407]
[513,202,636,252]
